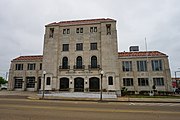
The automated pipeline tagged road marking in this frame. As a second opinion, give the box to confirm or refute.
[0,104,179,115]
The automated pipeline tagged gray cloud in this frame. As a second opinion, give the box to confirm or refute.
[0,0,180,78]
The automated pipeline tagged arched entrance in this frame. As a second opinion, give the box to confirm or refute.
[89,77,100,92]
[74,77,84,92]
[60,78,69,91]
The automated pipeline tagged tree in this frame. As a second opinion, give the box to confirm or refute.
[0,76,8,85]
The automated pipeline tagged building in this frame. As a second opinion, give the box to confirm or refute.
[8,18,172,93]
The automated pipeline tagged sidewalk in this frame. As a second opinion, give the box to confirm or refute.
[1,90,180,103]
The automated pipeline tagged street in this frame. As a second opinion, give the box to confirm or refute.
[0,96,180,120]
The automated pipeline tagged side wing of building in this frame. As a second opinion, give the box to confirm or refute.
[118,51,172,93]
[8,55,43,91]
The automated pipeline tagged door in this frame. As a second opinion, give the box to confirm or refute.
[74,78,84,92]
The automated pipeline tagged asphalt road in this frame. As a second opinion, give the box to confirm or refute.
[0,97,180,120]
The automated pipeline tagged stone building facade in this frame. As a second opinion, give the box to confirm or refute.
[8,18,172,93]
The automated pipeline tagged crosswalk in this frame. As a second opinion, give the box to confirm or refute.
[128,102,180,107]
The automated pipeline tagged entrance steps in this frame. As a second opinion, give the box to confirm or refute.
[40,92,117,99]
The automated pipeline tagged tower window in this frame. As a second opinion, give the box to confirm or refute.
[106,24,111,35]
[49,28,54,38]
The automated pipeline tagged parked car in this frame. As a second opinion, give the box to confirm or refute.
[0,84,7,90]
[175,88,180,94]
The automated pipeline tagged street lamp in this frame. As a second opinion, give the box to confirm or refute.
[42,71,46,99]
[100,70,104,101]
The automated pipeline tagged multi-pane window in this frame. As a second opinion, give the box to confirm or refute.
[90,43,97,50]
[26,77,35,88]
[62,57,68,69]
[138,78,149,86]
[27,63,36,70]
[108,76,113,85]
[76,28,83,33]
[62,44,69,51]
[14,77,23,88]
[15,64,23,70]
[49,28,54,38]
[63,28,70,34]
[153,78,164,86]
[90,27,97,33]
[151,60,163,71]
[137,61,147,71]
[91,56,97,68]
[39,63,42,70]
[46,77,51,85]
[106,24,111,35]
[76,43,83,51]
[76,56,83,69]
[123,78,133,86]
[122,61,132,71]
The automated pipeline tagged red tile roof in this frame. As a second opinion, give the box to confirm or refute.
[118,51,167,57]
[13,55,43,61]
[46,18,116,26]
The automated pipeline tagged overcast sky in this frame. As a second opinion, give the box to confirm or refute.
[0,0,180,78]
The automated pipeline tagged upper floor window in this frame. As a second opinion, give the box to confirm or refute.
[76,28,83,33]
[90,43,97,50]
[39,63,42,70]
[151,60,163,71]
[138,78,149,86]
[27,63,36,70]
[91,56,97,68]
[122,61,132,72]
[76,43,83,51]
[62,57,68,69]
[106,24,111,35]
[62,44,69,51]
[108,76,113,85]
[137,61,147,71]
[63,28,70,34]
[49,28,54,38]
[76,56,83,69]
[123,78,133,86]
[15,64,23,70]
[90,27,97,33]
[153,78,164,86]
[46,77,51,85]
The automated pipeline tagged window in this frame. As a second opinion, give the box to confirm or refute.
[122,61,132,71]
[49,28,54,38]
[26,77,35,88]
[153,78,164,86]
[137,61,147,71]
[62,57,68,69]
[27,63,36,70]
[14,77,23,88]
[15,64,23,70]
[63,29,70,34]
[76,56,82,69]
[90,43,97,50]
[123,78,133,86]
[108,76,113,85]
[46,77,51,85]
[40,63,42,70]
[138,78,149,86]
[76,28,79,33]
[62,44,69,51]
[76,43,83,51]
[152,60,163,71]
[91,56,97,68]
[106,24,111,35]
[90,27,97,33]
[80,28,83,33]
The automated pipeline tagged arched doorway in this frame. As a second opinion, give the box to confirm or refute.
[89,77,100,92]
[60,78,69,91]
[74,77,84,92]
